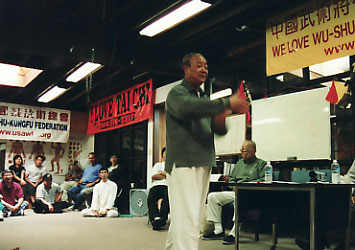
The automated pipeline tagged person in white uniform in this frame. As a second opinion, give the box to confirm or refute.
[82,167,119,217]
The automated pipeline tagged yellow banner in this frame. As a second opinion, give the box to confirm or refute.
[266,1,355,76]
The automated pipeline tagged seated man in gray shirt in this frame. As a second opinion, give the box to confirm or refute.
[34,173,68,213]
[202,140,266,245]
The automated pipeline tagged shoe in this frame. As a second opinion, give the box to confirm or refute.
[151,218,166,230]
[0,213,3,221]
[202,232,224,240]
[222,235,235,245]
[67,205,74,211]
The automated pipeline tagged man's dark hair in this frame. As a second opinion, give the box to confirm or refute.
[161,147,166,158]
[35,155,46,161]
[13,154,23,165]
[182,52,202,68]
[2,169,13,177]
[99,166,109,173]
[88,152,95,156]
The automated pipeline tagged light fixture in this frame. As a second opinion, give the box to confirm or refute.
[66,62,103,83]
[276,75,284,82]
[139,0,211,37]
[38,86,67,103]
[309,56,349,80]
[0,63,43,87]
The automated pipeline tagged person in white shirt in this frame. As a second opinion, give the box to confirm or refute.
[148,147,169,230]
[82,167,119,217]
[25,155,46,207]
[34,173,68,213]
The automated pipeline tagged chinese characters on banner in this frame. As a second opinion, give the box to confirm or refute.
[87,79,154,134]
[0,102,71,142]
[266,0,355,76]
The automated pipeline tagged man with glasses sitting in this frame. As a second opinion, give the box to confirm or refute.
[202,140,266,245]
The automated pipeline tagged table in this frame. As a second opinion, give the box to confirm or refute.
[233,182,354,250]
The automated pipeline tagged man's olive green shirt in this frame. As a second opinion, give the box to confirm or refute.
[165,79,230,174]
[229,157,267,183]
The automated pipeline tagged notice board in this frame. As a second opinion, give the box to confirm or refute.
[252,87,331,161]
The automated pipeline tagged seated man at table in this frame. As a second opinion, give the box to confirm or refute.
[82,167,119,217]
[202,140,266,245]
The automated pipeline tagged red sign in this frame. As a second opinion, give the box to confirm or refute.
[87,79,154,134]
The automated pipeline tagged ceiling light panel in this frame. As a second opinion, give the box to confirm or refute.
[0,63,43,87]
[309,56,349,80]
[38,86,67,103]
[139,0,211,37]
[66,62,103,83]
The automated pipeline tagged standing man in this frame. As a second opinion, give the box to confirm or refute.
[34,173,68,213]
[148,147,169,230]
[0,170,28,218]
[165,52,248,250]
[82,167,119,217]
[25,155,47,207]
[67,152,101,210]
[202,140,266,245]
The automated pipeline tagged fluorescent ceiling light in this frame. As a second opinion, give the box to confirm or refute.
[309,56,349,80]
[0,63,43,87]
[66,62,103,83]
[276,75,284,82]
[38,86,67,103]
[210,88,232,100]
[139,0,211,37]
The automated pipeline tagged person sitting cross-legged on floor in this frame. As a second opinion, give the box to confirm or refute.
[202,140,266,245]
[34,173,69,213]
[82,167,119,218]
[0,169,28,218]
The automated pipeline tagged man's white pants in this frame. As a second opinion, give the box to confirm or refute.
[165,165,211,250]
[81,208,119,217]
[206,191,235,223]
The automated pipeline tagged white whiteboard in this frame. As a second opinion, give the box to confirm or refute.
[252,87,331,161]
[214,114,246,156]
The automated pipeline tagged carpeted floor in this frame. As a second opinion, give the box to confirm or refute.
[1,210,354,250]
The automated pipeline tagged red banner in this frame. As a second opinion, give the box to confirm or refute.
[87,79,154,134]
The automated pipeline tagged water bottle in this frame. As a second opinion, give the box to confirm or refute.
[331,159,340,183]
[264,161,273,183]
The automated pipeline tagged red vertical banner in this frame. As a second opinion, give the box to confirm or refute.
[87,79,154,134]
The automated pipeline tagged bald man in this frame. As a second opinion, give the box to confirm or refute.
[202,140,266,245]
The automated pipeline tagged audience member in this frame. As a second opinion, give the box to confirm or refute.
[25,155,46,207]
[34,173,68,213]
[67,152,101,210]
[9,155,28,194]
[60,161,83,203]
[82,167,119,217]
[108,154,130,214]
[148,147,169,230]
[202,140,266,245]
[0,170,28,218]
